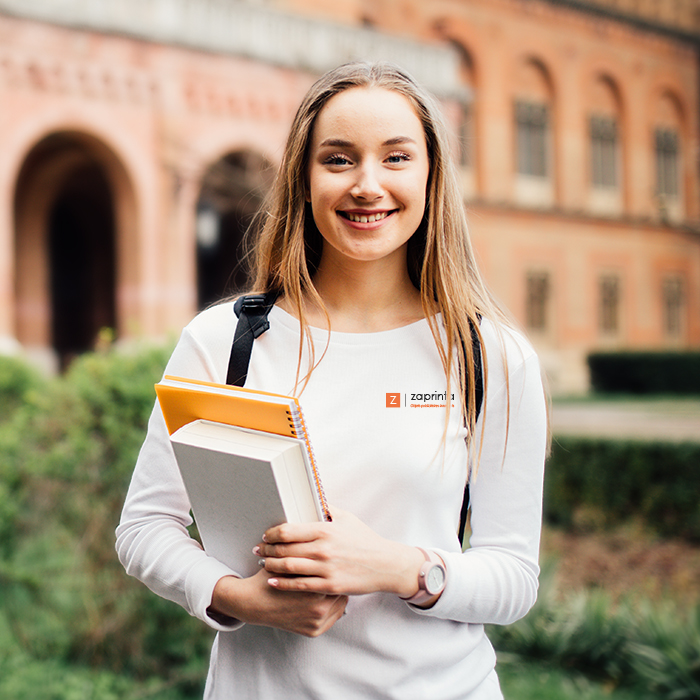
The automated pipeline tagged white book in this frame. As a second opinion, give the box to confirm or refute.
[171,419,323,577]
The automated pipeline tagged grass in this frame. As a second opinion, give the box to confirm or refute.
[498,656,647,700]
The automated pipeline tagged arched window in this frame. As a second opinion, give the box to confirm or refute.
[653,91,684,222]
[588,75,623,215]
[14,133,118,371]
[513,58,554,207]
[196,151,272,309]
[455,45,476,199]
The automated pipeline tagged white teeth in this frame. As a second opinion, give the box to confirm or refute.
[345,211,389,223]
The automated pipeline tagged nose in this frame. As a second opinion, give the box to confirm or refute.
[351,162,383,201]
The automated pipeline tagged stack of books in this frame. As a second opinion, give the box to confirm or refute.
[156,376,329,577]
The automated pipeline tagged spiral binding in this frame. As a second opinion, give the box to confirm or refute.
[288,406,332,522]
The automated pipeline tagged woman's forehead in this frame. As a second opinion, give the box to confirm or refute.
[311,86,427,147]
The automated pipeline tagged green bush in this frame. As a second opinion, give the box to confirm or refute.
[0,345,213,691]
[0,354,43,423]
[588,351,700,395]
[489,567,700,699]
[545,437,700,541]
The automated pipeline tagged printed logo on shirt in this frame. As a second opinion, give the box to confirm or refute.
[386,393,401,408]
[385,391,455,408]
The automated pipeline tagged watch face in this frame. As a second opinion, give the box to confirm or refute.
[426,565,446,594]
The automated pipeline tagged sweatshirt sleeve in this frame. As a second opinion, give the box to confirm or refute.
[412,323,547,625]
[115,310,244,632]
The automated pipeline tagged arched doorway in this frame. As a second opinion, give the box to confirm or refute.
[14,133,117,371]
[196,151,272,309]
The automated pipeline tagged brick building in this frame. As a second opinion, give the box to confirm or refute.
[0,0,698,392]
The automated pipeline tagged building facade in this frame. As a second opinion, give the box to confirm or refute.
[0,0,698,391]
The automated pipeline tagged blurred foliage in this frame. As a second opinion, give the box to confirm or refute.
[490,566,700,699]
[588,351,700,395]
[1,349,699,698]
[497,655,644,700]
[0,347,212,698]
[545,437,700,541]
[0,354,42,423]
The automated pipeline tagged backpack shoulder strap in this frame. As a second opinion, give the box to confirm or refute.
[226,291,279,387]
[458,319,484,546]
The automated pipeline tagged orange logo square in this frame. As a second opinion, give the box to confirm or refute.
[386,393,400,407]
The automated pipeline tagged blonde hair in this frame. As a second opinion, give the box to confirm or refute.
[249,61,512,437]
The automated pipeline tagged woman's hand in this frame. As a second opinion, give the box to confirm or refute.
[209,569,348,638]
[255,507,426,599]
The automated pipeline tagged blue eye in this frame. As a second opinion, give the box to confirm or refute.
[386,152,410,164]
[324,154,351,166]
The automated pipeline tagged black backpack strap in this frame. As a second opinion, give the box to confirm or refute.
[226,291,279,387]
[458,319,484,546]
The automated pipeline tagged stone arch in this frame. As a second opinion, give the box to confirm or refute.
[195,150,273,309]
[514,55,554,102]
[589,73,622,116]
[654,88,685,129]
[13,130,137,371]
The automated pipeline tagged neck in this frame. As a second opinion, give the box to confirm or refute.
[305,254,424,333]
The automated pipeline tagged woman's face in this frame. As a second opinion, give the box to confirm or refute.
[306,86,430,272]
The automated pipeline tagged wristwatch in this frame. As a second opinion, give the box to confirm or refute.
[401,547,446,605]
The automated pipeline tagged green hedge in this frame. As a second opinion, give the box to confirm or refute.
[2,349,700,697]
[588,351,700,395]
[545,437,700,541]
[0,346,212,695]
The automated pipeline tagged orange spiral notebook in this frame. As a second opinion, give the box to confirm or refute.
[155,375,331,523]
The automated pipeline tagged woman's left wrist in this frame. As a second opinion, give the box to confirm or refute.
[399,547,446,606]
[388,545,432,599]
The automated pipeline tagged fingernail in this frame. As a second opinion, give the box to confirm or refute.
[262,534,268,543]
[252,546,261,555]
[267,578,279,587]
[257,558,266,567]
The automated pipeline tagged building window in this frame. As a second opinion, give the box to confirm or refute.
[663,275,684,337]
[459,102,473,168]
[590,116,617,188]
[655,128,679,198]
[526,271,550,332]
[599,274,620,335]
[516,101,549,177]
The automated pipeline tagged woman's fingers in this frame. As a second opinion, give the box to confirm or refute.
[261,553,326,577]
[262,521,327,545]
[211,570,348,637]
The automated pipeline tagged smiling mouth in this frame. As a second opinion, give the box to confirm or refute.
[340,211,393,224]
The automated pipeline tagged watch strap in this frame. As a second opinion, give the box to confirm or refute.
[400,547,446,605]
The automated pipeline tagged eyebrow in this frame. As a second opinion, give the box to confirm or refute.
[318,136,417,148]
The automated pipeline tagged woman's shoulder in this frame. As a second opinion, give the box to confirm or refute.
[479,316,535,354]
[181,300,238,345]
[478,316,539,376]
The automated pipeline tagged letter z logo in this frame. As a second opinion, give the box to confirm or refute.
[386,393,400,408]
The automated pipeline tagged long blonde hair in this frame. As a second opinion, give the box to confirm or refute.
[248,61,511,437]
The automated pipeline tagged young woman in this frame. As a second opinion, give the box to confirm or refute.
[117,61,547,699]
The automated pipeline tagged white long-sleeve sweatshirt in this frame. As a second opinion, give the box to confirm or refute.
[116,303,547,700]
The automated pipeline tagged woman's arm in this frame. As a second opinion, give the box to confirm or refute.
[116,318,348,635]
[253,324,546,624]
[415,332,547,625]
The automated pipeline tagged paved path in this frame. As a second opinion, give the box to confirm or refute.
[550,398,700,442]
